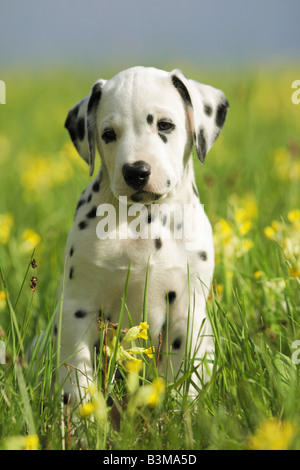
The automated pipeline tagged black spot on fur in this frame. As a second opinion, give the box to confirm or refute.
[167,291,176,303]
[147,213,154,223]
[204,104,213,116]
[199,251,208,261]
[54,324,58,336]
[64,104,80,144]
[158,133,167,143]
[92,180,100,192]
[76,198,86,211]
[192,183,199,197]
[216,100,229,128]
[67,126,77,145]
[172,337,182,350]
[87,82,102,114]
[166,179,171,187]
[147,114,153,125]
[69,267,74,279]
[87,83,102,167]
[196,128,207,163]
[63,393,71,405]
[172,75,193,108]
[70,246,74,257]
[155,237,162,250]
[87,193,92,203]
[74,309,87,319]
[77,117,85,141]
[78,220,88,230]
[86,206,97,219]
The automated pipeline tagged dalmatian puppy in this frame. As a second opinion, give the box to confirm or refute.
[55,66,229,403]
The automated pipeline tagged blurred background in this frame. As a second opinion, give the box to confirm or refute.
[1,0,299,68]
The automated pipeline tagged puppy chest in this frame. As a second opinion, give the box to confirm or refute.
[66,233,191,309]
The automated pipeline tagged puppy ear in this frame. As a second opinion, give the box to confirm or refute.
[171,69,229,163]
[64,79,105,176]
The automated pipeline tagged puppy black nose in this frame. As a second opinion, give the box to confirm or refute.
[122,161,151,191]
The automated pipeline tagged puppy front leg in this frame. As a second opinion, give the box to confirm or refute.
[55,310,98,404]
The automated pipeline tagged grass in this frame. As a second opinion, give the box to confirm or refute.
[0,64,300,450]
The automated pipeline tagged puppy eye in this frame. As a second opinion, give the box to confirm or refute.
[157,120,175,133]
[102,128,116,144]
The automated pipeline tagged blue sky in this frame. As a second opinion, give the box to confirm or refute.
[0,0,299,68]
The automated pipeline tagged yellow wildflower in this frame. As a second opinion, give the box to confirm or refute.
[143,346,155,358]
[20,153,74,197]
[271,220,282,232]
[214,218,232,241]
[274,147,300,181]
[244,198,258,220]
[289,266,300,278]
[248,419,296,450]
[135,377,166,409]
[254,270,263,279]
[238,220,252,236]
[137,329,148,340]
[216,284,223,295]
[288,209,300,224]
[139,321,149,330]
[125,359,143,374]
[144,378,166,408]
[234,202,257,224]
[242,239,254,251]
[0,290,6,310]
[79,401,96,418]
[123,323,149,342]
[21,229,41,253]
[0,213,13,244]
[125,359,143,394]
[80,385,107,423]
[87,382,97,397]
[125,345,155,359]
[264,226,275,239]
[24,434,40,450]
[231,194,257,233]
[5,434,39,450]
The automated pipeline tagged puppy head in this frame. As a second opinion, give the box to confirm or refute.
[65,66,229,203]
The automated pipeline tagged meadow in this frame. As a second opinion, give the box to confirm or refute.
[0,64,299,450]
